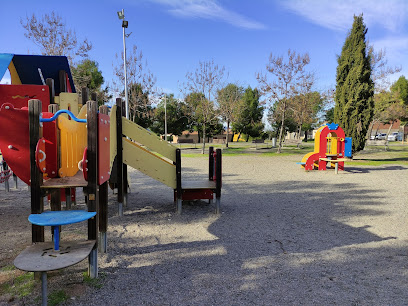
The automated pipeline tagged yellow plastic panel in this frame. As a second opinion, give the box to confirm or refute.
[59,93,79,117]
[8,61,22,85]
[123,138,177,189]
[57,105,87,177]
[109,105,117,168]
[122,117,177,162]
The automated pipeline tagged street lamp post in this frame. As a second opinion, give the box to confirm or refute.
[117,9,129,119]
[164,95,167,141]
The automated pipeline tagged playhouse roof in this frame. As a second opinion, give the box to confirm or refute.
[0,53,75,94]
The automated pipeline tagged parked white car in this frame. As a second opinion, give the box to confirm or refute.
[376,133,387,140]
[387,132,399,141]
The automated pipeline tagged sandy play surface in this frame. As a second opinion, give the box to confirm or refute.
[1,152,408,305]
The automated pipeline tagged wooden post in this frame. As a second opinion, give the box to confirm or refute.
[116,98,124,216]
[3,161,9,192]
[46,78,55,105]
[81,88,89,106]
[91,92,97,102]
[121,101,128,208]
[58,70,67,94]
[215,148,222,214]
[13,173,18,189]
[176,149,182,214]
[209,146,214,181]
[87,101,99,278]
[98,105,109,253]
[29,99,44,243]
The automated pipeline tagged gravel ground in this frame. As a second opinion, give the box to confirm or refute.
[1,152,408,305]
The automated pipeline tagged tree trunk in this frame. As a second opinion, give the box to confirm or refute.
[226,121,229,148]
[367,121,374,140]
[385,121,394,151]
[202,123,206,154]
[277,103,286,153]
[304,130,308,142]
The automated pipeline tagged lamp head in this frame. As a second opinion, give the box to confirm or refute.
[117,10,125,20]
[122,20,128,28]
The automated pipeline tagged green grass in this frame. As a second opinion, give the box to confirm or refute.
[2,272,35,299]
[48,289,69,306]
[0,265,15,272]
[82,271,105,289]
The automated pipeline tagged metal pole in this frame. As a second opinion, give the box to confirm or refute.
[164,95,167,141]
[41,272,47,306]
[122,9,129,120]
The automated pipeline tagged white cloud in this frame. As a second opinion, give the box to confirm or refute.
[282,0,408,32]
[150,0,266,30]
[371,36,408,76]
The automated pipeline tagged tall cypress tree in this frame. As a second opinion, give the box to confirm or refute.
[334,14,374,153]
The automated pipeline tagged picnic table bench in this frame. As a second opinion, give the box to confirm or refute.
[319,157,350,174]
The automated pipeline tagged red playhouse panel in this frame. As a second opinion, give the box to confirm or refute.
[174,189,214,201]
[0,84,50,112]
[98,113,110,185]
[42,113,58,178]
[0,104,30,184]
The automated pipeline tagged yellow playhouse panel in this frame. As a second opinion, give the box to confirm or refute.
[57,105,87,177]
[59,93,79,116]
[122,117,177,162]
[123,138,177,189]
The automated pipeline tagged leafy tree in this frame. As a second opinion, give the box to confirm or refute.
[257,49,311,153]
[20,11,92,65]
[325,107,335,123]
[184,92,220,144]
[232,87,264,141]
[217,83,244,147]
[71,59,111,105]
[334,15,374,153]
[390,76,408,104]
[267,100,298,137]
[289,90,324,139]
[182,60,226,153]
[150,94,190,137]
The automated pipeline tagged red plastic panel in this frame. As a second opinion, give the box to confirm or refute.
[0,84,50,112]
[98,114,110,185]
[35,138,47,173]
[0,104,30,184]
[174,189,214,201]
[41,112,58,178]
[82,148,88,181]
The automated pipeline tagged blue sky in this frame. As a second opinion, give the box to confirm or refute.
[1,0,408,103]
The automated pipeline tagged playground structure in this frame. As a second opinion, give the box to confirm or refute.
[0,53,222,304]
[299,123,352,173]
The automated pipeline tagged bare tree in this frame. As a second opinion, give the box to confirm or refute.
[20,11,92,65]
[182,60,227,153]
[257,49,311,153]
[369,46,402,93]
[113,45,157,126]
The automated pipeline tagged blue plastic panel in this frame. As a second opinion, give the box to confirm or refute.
[344,137,352,157]
[28,210,96,226]
[0,53,13,81]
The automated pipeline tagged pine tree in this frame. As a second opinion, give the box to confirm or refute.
[334,14,374,153]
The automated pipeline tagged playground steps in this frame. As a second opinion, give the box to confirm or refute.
[41,171,87,188]
[14,240,95,272]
